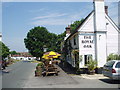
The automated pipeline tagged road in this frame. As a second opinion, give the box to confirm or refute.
[2,61,120,89]
[2,61,37,88]
[24,64,120,88]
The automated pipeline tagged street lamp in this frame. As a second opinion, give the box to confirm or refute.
[43,45,48,52]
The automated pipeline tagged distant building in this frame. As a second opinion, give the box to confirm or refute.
[62,0,120,68]
[11,52,36,61]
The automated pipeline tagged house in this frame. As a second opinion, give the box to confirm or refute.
[62,0,120,69]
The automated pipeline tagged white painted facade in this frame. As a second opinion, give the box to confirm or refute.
[11,56,36,61]
[64,0,120,68]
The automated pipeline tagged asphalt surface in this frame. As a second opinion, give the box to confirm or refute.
[24,64,78,88]
[2,61,37,88]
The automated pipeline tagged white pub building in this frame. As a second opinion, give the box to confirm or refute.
[63,0,120,69]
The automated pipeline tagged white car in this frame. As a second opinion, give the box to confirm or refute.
[103,60,120,80]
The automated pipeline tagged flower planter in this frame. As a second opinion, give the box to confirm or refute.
[36,66,42,71]
[35,65,43,76]
[88,70,95,75]
[35,70,42,76]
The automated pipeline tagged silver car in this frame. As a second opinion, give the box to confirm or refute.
[103,60,120,80]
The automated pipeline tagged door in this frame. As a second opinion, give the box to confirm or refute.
[84,55,92,66]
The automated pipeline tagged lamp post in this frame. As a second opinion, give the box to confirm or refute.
[43,45,47,52]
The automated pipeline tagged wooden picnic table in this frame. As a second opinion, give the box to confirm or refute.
[42,60,60,76]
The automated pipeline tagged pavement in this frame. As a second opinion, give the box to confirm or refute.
[79,74,109,80]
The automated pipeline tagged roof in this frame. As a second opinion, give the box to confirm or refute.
[65,10,94,41]
[105,14,120,33]
[11,52,33,57]
[11,55,33,57]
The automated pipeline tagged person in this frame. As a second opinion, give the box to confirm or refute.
[49,60,52,64]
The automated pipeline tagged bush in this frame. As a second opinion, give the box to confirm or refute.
[87,59,97,72]
[107,53,120,61]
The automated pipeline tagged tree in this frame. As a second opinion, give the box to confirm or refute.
[47,33,58,51]
[0,41,10,60]
[10,51,18,55]
[56,31,66,53]
[70,18,84,33]
[24,26,58,58]
[107,53,120,61]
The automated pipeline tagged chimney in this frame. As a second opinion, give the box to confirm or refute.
[65,25,71,37]
[93,0,107,67]
[93,0,106,31]
[105,6,108,15]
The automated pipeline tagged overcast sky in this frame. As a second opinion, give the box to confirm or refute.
[1,0,119,52]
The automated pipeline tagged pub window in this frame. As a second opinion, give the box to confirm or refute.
[74,36,76,45]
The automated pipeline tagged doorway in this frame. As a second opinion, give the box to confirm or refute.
[84,54,92,65]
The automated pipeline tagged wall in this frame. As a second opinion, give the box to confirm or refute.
[78,12,96,68]
[106,15,120,56]
[66,34,79,67]
[11,56,36,60]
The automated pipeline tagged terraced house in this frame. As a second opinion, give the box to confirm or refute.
[62,0,120,69]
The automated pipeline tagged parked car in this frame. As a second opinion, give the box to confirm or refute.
[103,60,120,80]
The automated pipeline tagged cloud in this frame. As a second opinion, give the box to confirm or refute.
[32,13,67,20]
[31,10,91,26]
[30,3,92,26]
[31,12,83,26]
[28,8,46,13]
[31,18,70,26]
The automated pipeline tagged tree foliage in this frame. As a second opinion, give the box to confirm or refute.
[70,18,84,33]
[107,53,120,61]
[10,51,18,55]
[56,31,66,53]
[0,41,10,60]
[24,26,58,58]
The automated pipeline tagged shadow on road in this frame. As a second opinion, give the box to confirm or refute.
[58,62,76,75]
[99,79,120,84]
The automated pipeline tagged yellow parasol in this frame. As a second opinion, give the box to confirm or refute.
[42,51,61,59]
[42,55,50,60]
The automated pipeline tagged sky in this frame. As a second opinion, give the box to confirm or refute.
[1,0,119,52]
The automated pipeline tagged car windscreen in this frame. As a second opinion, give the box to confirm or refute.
[115,62,120,68]
[104,61,115,67]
